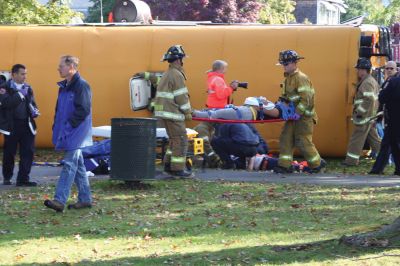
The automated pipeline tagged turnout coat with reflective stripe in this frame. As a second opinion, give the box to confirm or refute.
[154,64,191,121]
[352,75,379,125]
[281,69,317,121]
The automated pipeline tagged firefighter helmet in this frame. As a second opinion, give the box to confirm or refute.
[161,45,186,62]
[277,50,304,65]
[354,57,372,70]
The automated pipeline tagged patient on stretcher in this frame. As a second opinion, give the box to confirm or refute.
[192,97,300,121]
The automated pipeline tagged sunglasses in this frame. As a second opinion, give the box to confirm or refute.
[385,67,395,70]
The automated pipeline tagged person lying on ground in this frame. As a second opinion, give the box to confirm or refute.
[192,96,300,121]
[247,154,311,173]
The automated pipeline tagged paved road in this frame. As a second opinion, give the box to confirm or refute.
[1,166,400,191]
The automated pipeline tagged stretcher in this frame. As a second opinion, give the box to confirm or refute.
[92,126,198,139]
[92,126,204,162]
[192,117,285,123]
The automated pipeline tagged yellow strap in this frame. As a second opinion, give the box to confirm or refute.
[250,106,257,120]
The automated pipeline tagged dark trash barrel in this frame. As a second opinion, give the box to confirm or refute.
[110,118,156,181]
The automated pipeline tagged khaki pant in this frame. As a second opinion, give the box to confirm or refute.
[163,120,188,171]
[344,123,381,165]
[278,118,321,168]
[193,122,216,157]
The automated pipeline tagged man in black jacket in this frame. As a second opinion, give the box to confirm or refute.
[0,64,39,186]
[370,61,399,174]
[378,75,400,175]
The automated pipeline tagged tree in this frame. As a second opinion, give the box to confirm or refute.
[0,0,81,24]
[86,0,114,23]
[341,0,387,25]
[383,0,400,25]
[258,0,296,24]
[87,0,262,23]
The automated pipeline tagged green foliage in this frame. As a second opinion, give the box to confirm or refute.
[0,0,81,24]
[384,0,400,25]
[258,0,296,24]
[341,0,400,25]
[86,0,114,23]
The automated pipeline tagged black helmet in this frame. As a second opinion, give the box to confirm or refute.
[161,45,186,62]
[277,50,304,65]
[355,57,372,70]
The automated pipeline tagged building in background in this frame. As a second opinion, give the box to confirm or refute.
[294,0,348,25]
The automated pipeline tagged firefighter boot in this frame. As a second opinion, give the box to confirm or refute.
[306,159,327,174]
[169,170,194,179]
[273,165,294,174]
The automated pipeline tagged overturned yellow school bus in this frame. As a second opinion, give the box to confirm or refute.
[0,24,388,156]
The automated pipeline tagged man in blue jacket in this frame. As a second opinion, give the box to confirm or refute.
[211,123,264,169]
[0,64,39,186]
[44,55,93,212]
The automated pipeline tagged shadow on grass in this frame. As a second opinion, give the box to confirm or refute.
[14,238,400,265]
[0,179,398,247]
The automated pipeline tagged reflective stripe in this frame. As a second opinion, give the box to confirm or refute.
[166,150,172,155]
[153,104,163,111]
[297,103,306,112]
[354,99,363,105]
[154,111,185,121]
[363,91,378,100]
[171,156,186,163]
[305,110,314,117]
[356,105,367,113]
[144,72,150,80]
[347,152,359,160]
[363,91,375,97]
[0,129,10,135]
[280,155,293,161]
[207,89,216,94]
[298,86,314,94]
[156,91,174,99]
[207,152,215,157]
[308,154,320,163]
[180,102,191,111]
[289,95,301,102]
[173,87,188,96]
[352,117,371,125]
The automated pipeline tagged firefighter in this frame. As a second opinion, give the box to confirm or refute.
[343,58,381,166]
[193,60,238,168]
[153,45,193,178]
[274,50,325,174]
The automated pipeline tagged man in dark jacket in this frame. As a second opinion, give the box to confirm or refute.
[370,61,399,174]
[1,64,39,186]
[44,55,93,212]
[211,123,262,169]
[377,75,400,175]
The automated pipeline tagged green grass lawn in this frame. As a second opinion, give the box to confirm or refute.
[0,179,400,265]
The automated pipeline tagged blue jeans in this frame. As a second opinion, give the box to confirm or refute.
[54,149,92,205]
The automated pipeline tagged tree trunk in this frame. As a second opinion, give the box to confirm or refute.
[340,216,400,247]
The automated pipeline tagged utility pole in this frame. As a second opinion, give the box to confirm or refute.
[100,0,104,23]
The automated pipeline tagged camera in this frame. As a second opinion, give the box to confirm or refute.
[237,82,248,89]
